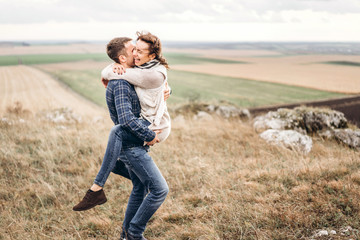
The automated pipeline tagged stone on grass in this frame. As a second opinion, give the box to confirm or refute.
[260,129,313,154]
[333,129,360,149]
[193,111,213,121]
[214,105,250,119]
[253,106,348,134]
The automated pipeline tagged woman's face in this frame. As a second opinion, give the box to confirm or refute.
[133,40,155,66]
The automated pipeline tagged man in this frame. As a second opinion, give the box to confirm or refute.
[74,37,169,240]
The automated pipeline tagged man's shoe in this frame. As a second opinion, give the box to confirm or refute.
[73,189,107,211]
[126,232,147,240]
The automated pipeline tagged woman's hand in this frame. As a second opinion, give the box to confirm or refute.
[164,81,171,101]
[112,63,126,75]
[146,130,162,146]
[101,78,109,88]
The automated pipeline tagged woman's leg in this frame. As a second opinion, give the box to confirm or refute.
[93,125,125,187]
[73,125,125,211]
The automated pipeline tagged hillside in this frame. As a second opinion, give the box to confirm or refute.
[1,103,360,239]
[0,43,359,239]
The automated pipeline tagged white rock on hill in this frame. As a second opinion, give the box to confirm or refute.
[38,108,82,123]
[193,111,213,121]
[333,129,360,149]
[212,105,250,119]
[253,107,347,134]
[260,129,313,154]
[253,106,359,152]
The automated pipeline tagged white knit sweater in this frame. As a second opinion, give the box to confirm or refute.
[101,63,171,143]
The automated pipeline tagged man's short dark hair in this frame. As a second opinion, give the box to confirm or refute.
[106,37,132,63]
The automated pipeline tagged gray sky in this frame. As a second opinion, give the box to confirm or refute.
[1,0,360,41]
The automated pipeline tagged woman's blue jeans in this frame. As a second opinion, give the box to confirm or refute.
[94,124,142,187]
[119,146,169,237]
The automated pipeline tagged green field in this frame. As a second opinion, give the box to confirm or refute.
[166,70,346,107]
[322,61,360,67]
[44,69,107,107]
[1,52,347,108]
[0,52,245,66]
[0,53,109,66]
[40,67,346,109]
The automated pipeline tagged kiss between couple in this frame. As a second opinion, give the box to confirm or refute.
[73,31,171,240]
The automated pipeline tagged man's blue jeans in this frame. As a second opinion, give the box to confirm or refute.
[94,123,144,187]
[119,146,169,237]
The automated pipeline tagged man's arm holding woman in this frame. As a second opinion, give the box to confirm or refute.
[112,80,160,144]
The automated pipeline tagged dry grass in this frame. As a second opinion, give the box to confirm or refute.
[1,104,360,240]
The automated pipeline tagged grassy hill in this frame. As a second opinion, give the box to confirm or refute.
[1,105,360,239]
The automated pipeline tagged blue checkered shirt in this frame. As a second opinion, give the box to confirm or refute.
[106,79,155,148]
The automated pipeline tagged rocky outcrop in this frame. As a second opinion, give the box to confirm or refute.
[37,108,82,124]
[253,106,347,134]
[260,129,313,154]
[254,106,358,153]
[193,111,213,121]
[174,103,250,120]
[333,129,360,149]
[211,105,250,119]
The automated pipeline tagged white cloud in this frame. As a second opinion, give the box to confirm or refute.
[1,0,360,24]
[1,0,360,41]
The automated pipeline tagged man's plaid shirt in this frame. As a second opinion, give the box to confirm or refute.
[106,79,155,148]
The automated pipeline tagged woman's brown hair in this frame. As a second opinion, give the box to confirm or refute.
[136,31,169,69]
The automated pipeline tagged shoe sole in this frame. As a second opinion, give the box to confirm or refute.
[73,199,107,211]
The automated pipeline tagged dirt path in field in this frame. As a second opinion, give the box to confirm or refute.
[0,65,106,117]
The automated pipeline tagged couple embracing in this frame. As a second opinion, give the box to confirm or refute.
[73,31,171,240]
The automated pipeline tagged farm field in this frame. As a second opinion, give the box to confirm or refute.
[1,43,359,96]
[0,65,106,117]
[169,53,360,94]
[35,61,346,108]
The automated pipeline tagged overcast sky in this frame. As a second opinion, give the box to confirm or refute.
[1,0,360,42]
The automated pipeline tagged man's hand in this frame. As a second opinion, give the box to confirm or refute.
[164,81,171,101]
[102,78,109,88]
[113,63,126,75]
[146,130,162,146]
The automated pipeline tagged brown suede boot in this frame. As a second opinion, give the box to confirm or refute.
[73,189,107,211]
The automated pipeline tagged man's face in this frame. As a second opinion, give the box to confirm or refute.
[123,41,135,67]
[133,40,155,66]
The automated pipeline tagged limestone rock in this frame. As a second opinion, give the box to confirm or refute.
[253,106,348,134]
[38,108,81,123]
[260,129,313,154]
[193,111,213,121]
[333,129,360,149]
[214,105,250,119]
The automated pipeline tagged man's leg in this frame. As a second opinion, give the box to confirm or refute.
[123,170,148,232]
[121,146,169,237]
